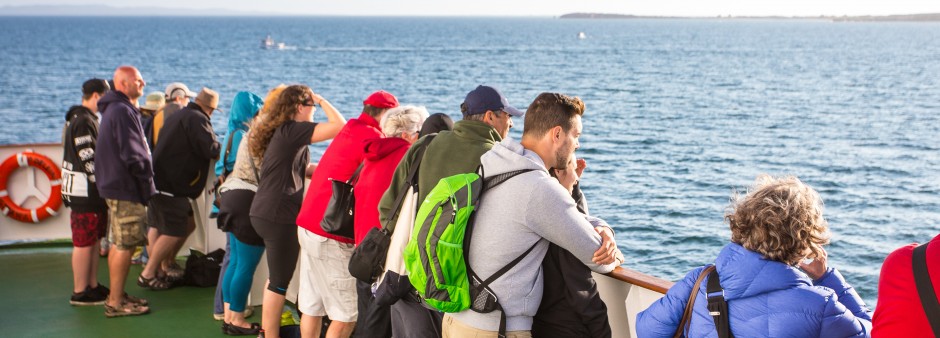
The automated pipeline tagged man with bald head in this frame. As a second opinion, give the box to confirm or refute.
[95,66,155,317]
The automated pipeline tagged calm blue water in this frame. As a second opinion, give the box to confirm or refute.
[2,16,939,305]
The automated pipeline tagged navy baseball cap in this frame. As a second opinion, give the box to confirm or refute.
[462,85,524,117]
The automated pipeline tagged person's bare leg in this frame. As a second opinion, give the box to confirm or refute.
[230,308,252,329]
[300,314,323,338]
[325,320,355,338]
[262,281,286,338]
[146,227,158,265]
[72,245,95,293]
[141,234,183,279]
[89,241,101,288]
[106,245,133,306]
[164,216,196,270]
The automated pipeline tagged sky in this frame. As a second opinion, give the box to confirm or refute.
[1,0,939,17]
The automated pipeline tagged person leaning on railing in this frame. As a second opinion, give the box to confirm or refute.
[636,175,872,338]
[872,233,940,337]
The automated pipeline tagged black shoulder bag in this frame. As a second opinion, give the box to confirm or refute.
[320,164,363,240]
[348,134,435,283]
[914,243,940,337]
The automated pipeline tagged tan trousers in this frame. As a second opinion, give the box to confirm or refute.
[442,314,532,338]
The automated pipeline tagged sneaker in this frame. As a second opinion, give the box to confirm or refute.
[70,287,107,306]
[214,313,225,321]
[90,284,110,299]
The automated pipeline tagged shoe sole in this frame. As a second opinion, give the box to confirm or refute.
[105,307,150,318]
[70,300,107,306]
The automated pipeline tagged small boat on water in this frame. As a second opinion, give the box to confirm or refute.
[0,142,670,338]
[261,34,287,50]
[578,31,587,39]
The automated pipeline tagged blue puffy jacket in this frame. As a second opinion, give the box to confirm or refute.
[636,243,872,338]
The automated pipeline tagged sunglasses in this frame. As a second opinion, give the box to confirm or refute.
[301,101,316,107]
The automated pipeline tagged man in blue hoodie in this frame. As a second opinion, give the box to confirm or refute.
[95,66,155,317]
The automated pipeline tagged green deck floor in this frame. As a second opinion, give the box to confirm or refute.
[0,245,246,338]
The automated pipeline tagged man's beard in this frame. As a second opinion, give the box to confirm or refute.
[554,140,571,169]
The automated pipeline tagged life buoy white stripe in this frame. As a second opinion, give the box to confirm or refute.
[50,179,62,186]
[16,153,28,167]
[1,207,8,215]
[30,209,38,223]
[45,206,57,217]
[0,190,6,197]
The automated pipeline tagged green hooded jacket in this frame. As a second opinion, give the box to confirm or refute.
[378,120,502,227]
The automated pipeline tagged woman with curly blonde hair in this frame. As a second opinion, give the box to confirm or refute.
[638,175,872,338]
[248,84,346,338]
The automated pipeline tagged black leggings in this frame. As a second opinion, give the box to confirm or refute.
[250,216,299,295]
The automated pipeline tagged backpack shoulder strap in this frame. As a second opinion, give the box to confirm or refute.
[913,242,940,337]
[706,268,735,338]
[382,134,436,233]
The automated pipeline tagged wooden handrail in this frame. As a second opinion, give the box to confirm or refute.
[604,266,674,294]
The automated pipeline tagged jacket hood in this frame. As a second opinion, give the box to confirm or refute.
[363,137,410,162]
[715,242,812,300]
[228,91,263,131]
[66,105,94,121]
[480,138,547,177]
[97,90,134,114]
[452,120,501,145]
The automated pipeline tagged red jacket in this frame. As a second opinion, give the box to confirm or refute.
[352,137,410,244]
[296,113,382,243]
[873,234,940,338]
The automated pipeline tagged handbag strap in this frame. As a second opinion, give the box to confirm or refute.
[382,134,436,233]
[673,265,715,338]
[221,132,236,177]
[706,268,735,338]
[914,242,940,337]
[348,163,364,185]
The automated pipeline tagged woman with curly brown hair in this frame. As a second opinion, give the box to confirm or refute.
[248,84,346,338]
[637,175,872,338]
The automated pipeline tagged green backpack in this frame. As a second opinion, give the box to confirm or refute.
[403,168,535,313]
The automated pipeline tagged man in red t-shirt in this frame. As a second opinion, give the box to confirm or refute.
[873,234,940,337]
[295,90,398,338]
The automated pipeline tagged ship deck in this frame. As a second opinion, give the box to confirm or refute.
[1,243,234,337]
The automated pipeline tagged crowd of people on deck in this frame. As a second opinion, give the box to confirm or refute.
[58,65,939,338]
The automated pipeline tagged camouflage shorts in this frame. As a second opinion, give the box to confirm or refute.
[106,199,148,250]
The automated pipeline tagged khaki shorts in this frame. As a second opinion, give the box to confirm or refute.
[106,199,148,250]
[443,314,532,338]
[297,229,358,322]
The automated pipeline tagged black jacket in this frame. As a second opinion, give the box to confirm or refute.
[532,183,612,338]
[61,105,107,212]
[152,102,220,198]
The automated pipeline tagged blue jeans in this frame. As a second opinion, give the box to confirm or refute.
[213,236,231,315]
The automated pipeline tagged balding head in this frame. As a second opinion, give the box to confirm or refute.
[112,66,146,100]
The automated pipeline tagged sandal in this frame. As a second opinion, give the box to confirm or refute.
[137,274,172,291]
[164,261,185,280]
[104,298,150,317]
[123,292,149,306]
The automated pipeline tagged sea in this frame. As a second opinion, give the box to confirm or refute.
[1,16,939,306]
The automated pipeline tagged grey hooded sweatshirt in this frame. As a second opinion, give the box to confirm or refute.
[450,138,618,332]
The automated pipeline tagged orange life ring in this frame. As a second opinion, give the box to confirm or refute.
[0,152,62,223]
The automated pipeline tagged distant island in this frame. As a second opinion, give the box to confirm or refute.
[0,4,284,16]
[560,12,940,22]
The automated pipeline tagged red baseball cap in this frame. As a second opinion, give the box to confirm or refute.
[363,90,399,109]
